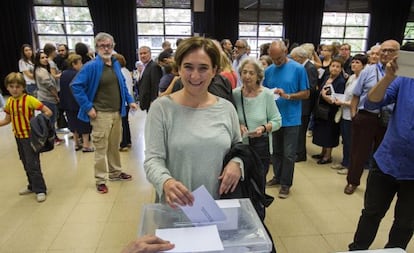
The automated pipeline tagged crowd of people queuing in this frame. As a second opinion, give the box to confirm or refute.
[1,32,413,252]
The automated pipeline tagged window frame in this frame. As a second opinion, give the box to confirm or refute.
[32,0,94,51]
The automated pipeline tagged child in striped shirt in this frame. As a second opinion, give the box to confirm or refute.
[0,72,52,202]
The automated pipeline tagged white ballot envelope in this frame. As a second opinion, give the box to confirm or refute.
[179,185,226,224]
[397,50,414,79]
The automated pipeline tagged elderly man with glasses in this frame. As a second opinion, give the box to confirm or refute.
[232,39,249,87]
[71,32,138,194]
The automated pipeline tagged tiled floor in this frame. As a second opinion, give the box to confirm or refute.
[0,109,412,253]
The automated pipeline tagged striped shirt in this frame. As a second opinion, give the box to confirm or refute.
[4,94,43,138]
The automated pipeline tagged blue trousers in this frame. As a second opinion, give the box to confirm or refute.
[271,126,300,187]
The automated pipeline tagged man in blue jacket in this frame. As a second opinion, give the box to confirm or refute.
[71,32,138,194]
[348,42,414,251]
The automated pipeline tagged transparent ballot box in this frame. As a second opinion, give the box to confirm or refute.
[138,198,272,252]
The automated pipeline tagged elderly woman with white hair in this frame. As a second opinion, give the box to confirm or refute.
[233,57,282,175]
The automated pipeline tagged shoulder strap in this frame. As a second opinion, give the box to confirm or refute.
[240,89,249,129]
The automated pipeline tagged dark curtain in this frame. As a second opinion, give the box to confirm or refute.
[283,0,325,48]
[87,0,137,70]
[0,0,33,95]
[367,0,412,47]
[194,0,239,43]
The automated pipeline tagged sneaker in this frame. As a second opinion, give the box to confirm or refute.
[266,177,280,187]
[97,184,108,194]
[19,188,33,195]
[331,163,345,170]
[119,146,129,152]
[109,172,132,181]
[337,168,349,175]
[36,193,46,202]
[278,186,290,199]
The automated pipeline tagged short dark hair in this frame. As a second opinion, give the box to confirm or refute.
[352,54,368,65]
[174,37,220,71]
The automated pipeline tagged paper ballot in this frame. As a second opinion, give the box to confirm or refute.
[179,185,226,224]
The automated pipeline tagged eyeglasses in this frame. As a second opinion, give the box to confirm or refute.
[234,45,245,49]
[381,48,397,54]
[97,44,114,50]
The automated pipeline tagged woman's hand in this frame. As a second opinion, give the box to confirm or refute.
[163,178,194,209]
[240,124,248,137]
[218,161,241,195]
[248,125,266,138]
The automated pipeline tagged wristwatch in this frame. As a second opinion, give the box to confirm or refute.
[286,94,291,100]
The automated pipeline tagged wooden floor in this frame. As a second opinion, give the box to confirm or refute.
[0,108,412,253]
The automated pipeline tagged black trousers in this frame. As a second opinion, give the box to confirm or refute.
[16,138,47,193]
[349,168,414,250]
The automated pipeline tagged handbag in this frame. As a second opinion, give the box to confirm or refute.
[314,93,330,120]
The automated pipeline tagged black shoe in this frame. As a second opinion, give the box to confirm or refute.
[311,154,323,159]
[296,157,307,162]
[317,158,332,164]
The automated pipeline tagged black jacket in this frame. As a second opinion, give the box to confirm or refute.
[173,74,235,106]
[220,142,274,221]
[137,60,163,111]
[30,113,54,153]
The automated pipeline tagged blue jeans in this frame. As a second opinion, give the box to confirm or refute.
[41,101,57,130]
[271,126,300,187]
[349,168,414,250]
[26,84,38,97]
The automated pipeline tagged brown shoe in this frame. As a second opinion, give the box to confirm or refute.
[278,186,290,199]
[344,184,357,195]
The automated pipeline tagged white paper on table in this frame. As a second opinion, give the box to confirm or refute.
[179,185,226,224]
[156,225,224,252]
[397,50,414,79]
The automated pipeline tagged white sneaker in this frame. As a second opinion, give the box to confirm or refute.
[19,188,33,195]
[337,168,348,175]
[36,193,46,202]
[331,163,345,170]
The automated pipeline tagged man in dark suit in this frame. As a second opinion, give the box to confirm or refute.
[290,46,318,162]
[137,46,163,112]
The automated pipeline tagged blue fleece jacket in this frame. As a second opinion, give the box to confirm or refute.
[70,55,134,122]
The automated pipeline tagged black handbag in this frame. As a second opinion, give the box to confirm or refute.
[314,94,330,120]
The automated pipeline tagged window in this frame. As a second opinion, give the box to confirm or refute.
[136,0,192,57]
[320,12,369,54]
[404,3,414,45]
[33,0,94,50]
[404,22,414,44]
[239,0,284,58]
[321,0,370,54]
